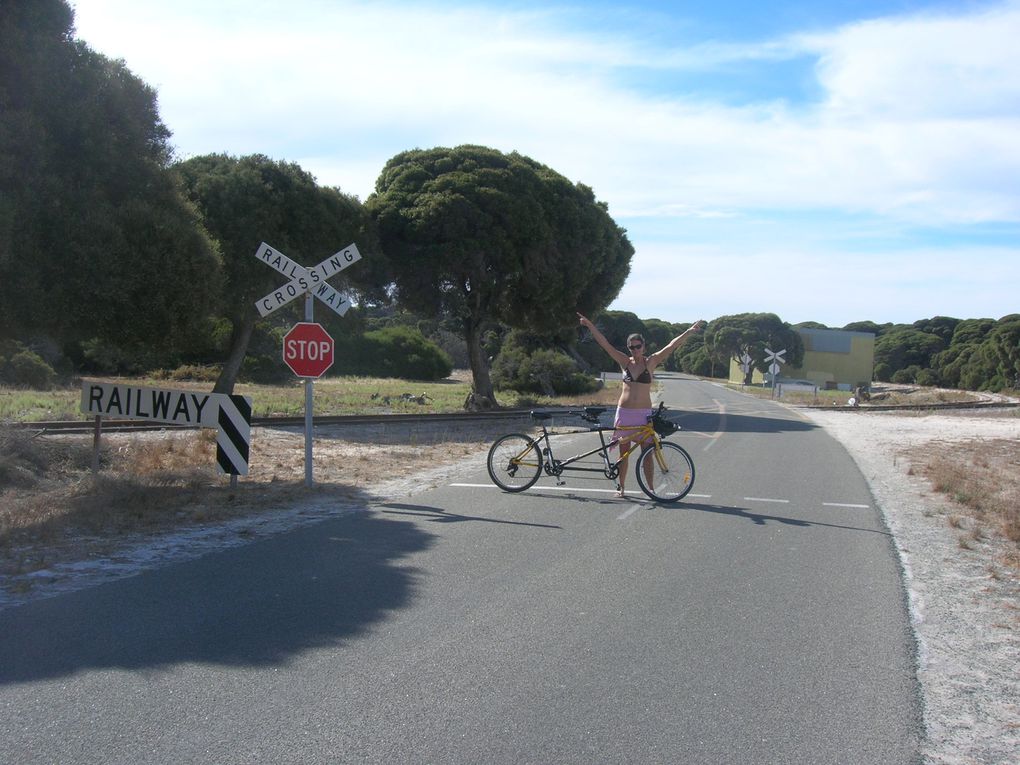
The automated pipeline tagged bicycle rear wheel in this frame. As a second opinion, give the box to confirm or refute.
[636,441,695,502]
[486,434,543,492]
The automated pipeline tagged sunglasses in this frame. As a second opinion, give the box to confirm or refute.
[628,343,644,349]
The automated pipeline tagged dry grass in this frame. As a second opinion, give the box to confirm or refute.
[917,438,1020,569]
[0,421,523,582]
[2,370,622,590]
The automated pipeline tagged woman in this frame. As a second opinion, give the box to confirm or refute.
[577,313,706,497]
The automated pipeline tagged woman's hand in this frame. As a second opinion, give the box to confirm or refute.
[577,312,592,328]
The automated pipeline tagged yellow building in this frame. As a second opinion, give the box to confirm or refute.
[728,328,875,390]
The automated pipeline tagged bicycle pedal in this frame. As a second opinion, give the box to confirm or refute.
[556,479,566,486]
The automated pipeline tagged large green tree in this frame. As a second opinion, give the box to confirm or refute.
[368,145,633,407]
[0,0,221,359]
[703,313,804,384]
[178,153,388,393]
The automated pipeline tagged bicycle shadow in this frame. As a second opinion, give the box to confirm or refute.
[377,502,562,529]
[657,500,891,537]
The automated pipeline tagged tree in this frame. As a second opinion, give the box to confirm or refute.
[0,0,221,361]
[874,329,945,376]
[842,321,893,336]
[913,316,960,344]
[987,316,1020,390]
[575,311,647,371]
[703,313,804,384]
[369,145,633,408]
[178,153,388,393]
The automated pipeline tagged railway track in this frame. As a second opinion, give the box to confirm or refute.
[7,398,1017,434]
[6,409,535,435]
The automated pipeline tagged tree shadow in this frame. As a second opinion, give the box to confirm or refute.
[0,494,433,685]
[675,410,817,435]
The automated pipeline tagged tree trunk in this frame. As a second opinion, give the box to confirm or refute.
[213,314,256,394]
[463,315,496,410]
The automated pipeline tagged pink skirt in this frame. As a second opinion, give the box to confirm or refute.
[613,407,653,446]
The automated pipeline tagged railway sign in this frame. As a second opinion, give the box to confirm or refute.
[254,242,362,318]
[81,382,252,476]
[283,322,334,378]
[765,347,786,377]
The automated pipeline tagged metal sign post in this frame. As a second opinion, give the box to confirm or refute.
[304,295,314,487]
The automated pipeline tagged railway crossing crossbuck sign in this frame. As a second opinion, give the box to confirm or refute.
[254,242,361,318]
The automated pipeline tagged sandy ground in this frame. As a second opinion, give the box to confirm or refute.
[3,407,1019,763]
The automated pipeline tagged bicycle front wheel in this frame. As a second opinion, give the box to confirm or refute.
[636,441,695,502]
[486,434,543,492]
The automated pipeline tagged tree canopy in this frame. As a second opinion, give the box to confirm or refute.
[0,0,220,361]
[703,313,805,384]
[177,153,387,392]
[368,145,633,406]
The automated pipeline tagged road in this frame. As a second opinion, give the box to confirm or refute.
[0,375,922,764]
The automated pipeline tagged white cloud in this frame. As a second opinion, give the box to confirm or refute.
[69,0,1020,324]
[72,0,1020,224]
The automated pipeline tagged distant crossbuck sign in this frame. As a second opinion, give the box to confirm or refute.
[255,242,362,317]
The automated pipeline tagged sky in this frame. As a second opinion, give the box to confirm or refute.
[70,0,1020,328]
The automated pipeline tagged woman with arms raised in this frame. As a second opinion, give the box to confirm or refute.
[577,313,706,497]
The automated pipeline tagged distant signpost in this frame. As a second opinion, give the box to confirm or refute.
[764,347,786,397]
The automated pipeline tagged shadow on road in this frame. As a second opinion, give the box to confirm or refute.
[667,501,892,537]
[378,502,562,530]
[675,410,817,435]
[0,500,431,685]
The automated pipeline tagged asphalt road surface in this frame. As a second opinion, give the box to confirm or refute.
[0,374,922,764]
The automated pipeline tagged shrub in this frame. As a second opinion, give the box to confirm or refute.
[493,346,598,396]
[240,354,292,384]
[915,368,940,387]
[679,346,714,377]
[891,365,922,384]
[873,362,892,382]
[2,350,56,389]
[166,365,222,382]
[333,326,452,380]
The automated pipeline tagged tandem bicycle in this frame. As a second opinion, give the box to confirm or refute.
[485,402,696,502]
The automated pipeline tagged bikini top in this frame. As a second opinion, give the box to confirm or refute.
[622,363,652,384]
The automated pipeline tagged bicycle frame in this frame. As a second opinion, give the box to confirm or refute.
[529,415,661,483]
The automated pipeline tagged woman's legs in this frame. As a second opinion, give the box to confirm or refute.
[615,436,633,496]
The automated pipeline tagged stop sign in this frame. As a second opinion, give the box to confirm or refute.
[283,322,334,378]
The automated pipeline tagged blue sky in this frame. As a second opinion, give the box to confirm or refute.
[71,0,1020,328]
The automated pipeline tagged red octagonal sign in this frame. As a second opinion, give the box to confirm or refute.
[283,322,334,378]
